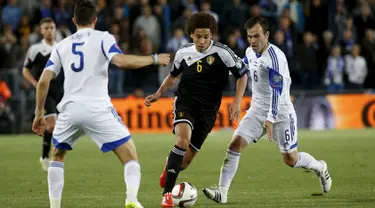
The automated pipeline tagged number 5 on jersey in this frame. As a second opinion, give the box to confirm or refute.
[71,42,84,72]
[196,60,202,72]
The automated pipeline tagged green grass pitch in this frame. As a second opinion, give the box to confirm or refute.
[0,129,375,208]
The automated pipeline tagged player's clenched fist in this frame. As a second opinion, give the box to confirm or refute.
[157,54,170,66]
[144,91,162,107]
[32,115,46,136]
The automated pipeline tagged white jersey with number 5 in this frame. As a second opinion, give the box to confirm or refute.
[44,28,122,112]
[243,43,295,123]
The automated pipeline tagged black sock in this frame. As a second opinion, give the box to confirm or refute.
[42,131,52,159]
[163,145,186,194]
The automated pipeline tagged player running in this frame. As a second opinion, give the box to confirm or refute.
[23,17,63,171]
[144,12,249,208]
[31,1,170,208]
[202,17,332,204]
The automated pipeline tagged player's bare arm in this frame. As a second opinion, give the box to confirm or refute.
[22,67,38,88]
[111,53,170,69]
[230,74,248,122]
[144,74,180,107]
[32,70,55,136]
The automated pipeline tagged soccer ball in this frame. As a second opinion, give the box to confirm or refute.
[172,182,198,207]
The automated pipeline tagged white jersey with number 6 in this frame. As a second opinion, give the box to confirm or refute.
[234,43,298,153]
[43,28,131,153]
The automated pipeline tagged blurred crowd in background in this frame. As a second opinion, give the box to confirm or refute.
[0,0,375,100]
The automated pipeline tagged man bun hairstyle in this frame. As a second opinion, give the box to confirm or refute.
[74,0,97,26]
[185,12,217,35]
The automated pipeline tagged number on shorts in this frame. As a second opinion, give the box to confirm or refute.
[254,70,258,82]
[285,129,290,141]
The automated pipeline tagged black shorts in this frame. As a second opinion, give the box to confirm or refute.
[173,98,217,152]
[44,95,58,117]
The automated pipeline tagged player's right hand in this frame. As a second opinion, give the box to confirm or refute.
[157,54,170,66]
[32,115,46,136]
[144,92,161,107]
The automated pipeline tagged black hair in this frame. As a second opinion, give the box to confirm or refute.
[185,12,217,35]
[244,17,269,34]
[74,0,97,26]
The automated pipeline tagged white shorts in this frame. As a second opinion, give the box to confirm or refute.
[52,102,131,153]
[233,108,298,153]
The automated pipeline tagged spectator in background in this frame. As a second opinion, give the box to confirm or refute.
[220,0,249,32]
[307,0,328,39]
[339,29,355,55]
[345,44,368,89]
[332,1,347,39]
[16,16,31,41]
[279,16,296,64]
[172,8,193,30]
[1,0,21,32]
[95,0,111,31]
[182,0,199,13]
[32,0,53,26]
[361,28,375,88]
[354,4,375,41]
[259,0,278,33]
[134,4,161,51]
[167,28,189,54]
[336,17,357,45]
[0,77,15,134]
[283,0,305,32]
[200,1,219,23]
[0,25,21,70]
[295,32,320,89]
[324,45,345,93]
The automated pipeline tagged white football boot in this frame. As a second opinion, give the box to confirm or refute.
[202,185,228,203]
[316,160,332,193]
[39,157,49,171]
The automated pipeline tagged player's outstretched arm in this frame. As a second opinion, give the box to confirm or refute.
[22,67,38,88]
[144,74,180,107]
[111,53,170,69]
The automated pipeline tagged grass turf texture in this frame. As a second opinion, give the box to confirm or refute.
[0,129,374,208]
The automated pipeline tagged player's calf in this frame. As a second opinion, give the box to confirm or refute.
[162,123,191,195]
[113,140,142,204]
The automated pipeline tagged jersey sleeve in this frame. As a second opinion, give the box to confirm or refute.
[44,47,62,77]
[23,46,35,68]
[169,49,184,77]
[101,32,124,61]
[266,49,286,123]
[221,46,248,78]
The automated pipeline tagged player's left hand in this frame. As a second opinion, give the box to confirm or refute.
[263,120,273,142]
[229,101,241,123]
[32,115,46,136]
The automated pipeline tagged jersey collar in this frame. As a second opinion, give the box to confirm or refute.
[255,42,270,58]
[42,39,57,47]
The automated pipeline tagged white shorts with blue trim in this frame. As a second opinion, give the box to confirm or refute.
[52,102,131,153]
[233,108,298,153]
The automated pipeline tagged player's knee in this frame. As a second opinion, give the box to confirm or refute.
[45,123,55,133]
[282,152,298,167]
[228,135,248,153]
[51,148,67,162]
[176,137,189,149]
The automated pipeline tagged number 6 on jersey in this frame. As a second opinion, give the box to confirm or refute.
[196,60,202,72]
[71,42,84,72]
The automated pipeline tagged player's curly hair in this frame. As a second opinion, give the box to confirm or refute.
[74,0,97,26]
[39,17,54,26]
[185,12,217,35]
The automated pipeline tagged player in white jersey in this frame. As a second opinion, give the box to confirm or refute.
[31,1,170,208]
[203,17,332,203]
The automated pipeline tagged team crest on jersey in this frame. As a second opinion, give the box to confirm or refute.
[206,56,215,65]
[273,74,282,83]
